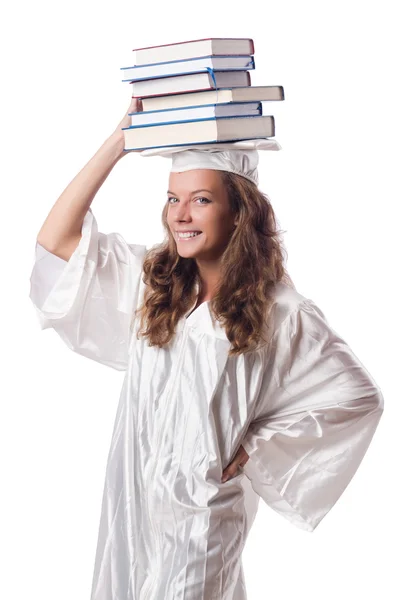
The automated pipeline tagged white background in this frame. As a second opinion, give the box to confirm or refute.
[1,1,395,598]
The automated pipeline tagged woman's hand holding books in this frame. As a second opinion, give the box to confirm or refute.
[109,96,142,154]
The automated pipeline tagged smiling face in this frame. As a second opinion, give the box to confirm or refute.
[166,169,238,261]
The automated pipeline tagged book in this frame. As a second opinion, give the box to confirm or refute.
[139,85,284,111]
[129,102,262,127]
[132,37,254,66]
[122,115,275,151]
[131,70,251,98]
[121,55,255,82]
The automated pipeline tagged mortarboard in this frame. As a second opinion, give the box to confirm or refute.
[138,138,282,186]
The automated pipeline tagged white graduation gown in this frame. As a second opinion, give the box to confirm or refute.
[29,208,384,600]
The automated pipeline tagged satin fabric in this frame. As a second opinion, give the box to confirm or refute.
[29,208,384,599]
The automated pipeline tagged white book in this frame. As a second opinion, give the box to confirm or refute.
[132,37,254,66]
[129,102,262,127]
[140,85,284,111]
[121,55,255,82]
[122,115,275,151]
[131,70,251,98]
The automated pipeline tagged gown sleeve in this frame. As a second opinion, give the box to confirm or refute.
[29,207,147,371]
[241,297,384,532]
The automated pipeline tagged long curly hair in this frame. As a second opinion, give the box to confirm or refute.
[134,171,295,356]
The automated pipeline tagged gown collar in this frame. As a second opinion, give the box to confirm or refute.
[182,281,230,342]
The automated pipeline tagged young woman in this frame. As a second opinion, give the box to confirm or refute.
[29,97,384,600]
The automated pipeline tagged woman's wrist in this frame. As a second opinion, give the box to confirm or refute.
[105,131,127,161]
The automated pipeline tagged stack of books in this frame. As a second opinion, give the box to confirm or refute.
[120,37,284,151]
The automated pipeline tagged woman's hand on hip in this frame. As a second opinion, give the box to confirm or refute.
[221,445,250,483]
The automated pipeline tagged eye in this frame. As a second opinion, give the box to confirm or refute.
[167,197,211,205]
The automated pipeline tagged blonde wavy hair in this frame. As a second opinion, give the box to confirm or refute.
[134,171,295,356]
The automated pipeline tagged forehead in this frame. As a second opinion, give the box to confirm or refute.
[168,169,224,194]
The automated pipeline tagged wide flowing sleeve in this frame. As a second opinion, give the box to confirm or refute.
[29,208,147,371]
[241,298,384,532]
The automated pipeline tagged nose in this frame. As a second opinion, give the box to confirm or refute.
[174,200,192,222]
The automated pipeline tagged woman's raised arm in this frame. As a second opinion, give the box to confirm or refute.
[36,97,142,261]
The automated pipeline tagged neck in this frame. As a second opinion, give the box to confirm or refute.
[196,259,222,300]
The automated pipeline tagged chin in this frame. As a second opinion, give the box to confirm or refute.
[176,247,203,258]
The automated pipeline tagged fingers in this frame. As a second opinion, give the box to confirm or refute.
[221,445,250,482]
[221,463,240,483]
[130,96,143,112]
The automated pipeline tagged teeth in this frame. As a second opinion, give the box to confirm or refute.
[178,231,201,239]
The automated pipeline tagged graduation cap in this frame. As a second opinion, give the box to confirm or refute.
[137,138,282,186]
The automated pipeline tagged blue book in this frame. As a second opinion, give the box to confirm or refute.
[121,55,255,83]
[128,101,262,127]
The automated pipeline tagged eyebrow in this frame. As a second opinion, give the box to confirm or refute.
[167,188,214,196]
